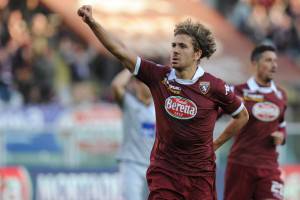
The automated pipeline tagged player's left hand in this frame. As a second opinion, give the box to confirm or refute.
[271,131,284,145]
[77,5,94,24]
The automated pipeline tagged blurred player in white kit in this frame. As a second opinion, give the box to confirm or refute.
[111,69,155,200]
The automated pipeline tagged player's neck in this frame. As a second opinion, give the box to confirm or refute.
[175,65,197,80]
[255,76,271,87]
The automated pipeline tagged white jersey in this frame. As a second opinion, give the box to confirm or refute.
[117,92,155,166]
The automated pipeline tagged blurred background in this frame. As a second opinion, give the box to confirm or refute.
[0,0,299,199]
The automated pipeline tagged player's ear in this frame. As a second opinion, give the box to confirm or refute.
[252,60,260,70]
[194,49,202,61]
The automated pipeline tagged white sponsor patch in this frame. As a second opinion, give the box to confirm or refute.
[252,102,280,122]
[165,96,197,120]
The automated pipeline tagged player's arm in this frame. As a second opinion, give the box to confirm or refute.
[217,85,240,120]
[77,5,137,72]
[111,69,132,105]
[271,95,288,145]
[213,107,249,151]
[213,82,248,151]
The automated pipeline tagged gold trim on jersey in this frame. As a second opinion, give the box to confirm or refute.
[242,89,264,102]
[162,78,182,94]
[243,94,264,102]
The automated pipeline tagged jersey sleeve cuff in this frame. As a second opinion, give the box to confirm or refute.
[133,56,141,75]
[231,103,245,117]
[279,121,286,128]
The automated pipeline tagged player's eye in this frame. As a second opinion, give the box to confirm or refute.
[179,44,186,48]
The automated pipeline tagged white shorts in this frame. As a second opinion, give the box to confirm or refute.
[119,161,149,200]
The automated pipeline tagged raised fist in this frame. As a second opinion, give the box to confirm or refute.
[77,5,94,24]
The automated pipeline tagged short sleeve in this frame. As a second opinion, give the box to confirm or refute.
[277,120,287,145]
[133,56,167,87]
[233,85,243,98]
[277,89,288,144]
[213,79,244,117]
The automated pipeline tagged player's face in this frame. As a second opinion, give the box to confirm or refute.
[170,34,201,70]
[255,51,278,82]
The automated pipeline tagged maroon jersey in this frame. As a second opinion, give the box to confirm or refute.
[134,57,243,176]
[228,77,287,169]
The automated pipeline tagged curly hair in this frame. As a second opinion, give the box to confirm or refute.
[174,19,216,59]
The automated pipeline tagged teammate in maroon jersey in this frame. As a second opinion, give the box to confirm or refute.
[224,44,287,200]
[77,5,249,200]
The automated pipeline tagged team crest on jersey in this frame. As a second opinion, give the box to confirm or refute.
[199,82,210,94]
[165,96,197,120]
[252,102,280,122]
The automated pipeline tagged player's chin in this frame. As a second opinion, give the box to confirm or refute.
[268,74,275,81]
[171,62,182,69]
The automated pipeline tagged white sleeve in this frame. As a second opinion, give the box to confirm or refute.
[133,56,142,75]
[231,103,245,117]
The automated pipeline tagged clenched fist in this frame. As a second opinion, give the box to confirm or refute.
[77,5,94,24]
[271,131,284,145]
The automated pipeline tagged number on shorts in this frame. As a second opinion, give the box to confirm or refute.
[271,181,284,199]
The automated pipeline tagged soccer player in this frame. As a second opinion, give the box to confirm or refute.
[111,69,155,200]
[78,5,249,199]
[224,44,287,200]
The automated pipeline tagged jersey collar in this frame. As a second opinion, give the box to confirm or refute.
[247,77,278,94]
[168,66,205,85]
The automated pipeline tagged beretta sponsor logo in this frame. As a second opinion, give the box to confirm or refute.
[252,102,280,122]
[165,96,197,119]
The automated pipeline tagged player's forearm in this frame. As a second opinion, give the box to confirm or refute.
[213,108,248,151]
[87,20,136,72]
[112,69,132,88]
[111,69,132,102]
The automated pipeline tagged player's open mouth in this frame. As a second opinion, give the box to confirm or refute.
[172,58,179,64]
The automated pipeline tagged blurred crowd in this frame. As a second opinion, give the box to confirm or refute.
[1,0,300,109]
[0,0,122,108]
[210,0,300,63]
